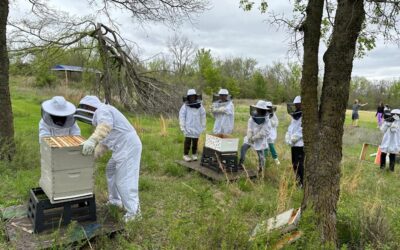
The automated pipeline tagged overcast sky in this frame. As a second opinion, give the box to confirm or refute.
[10,0,400,81]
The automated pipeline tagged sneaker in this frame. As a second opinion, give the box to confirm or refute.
[192,154,198,161]
[274,158,281,165]
[183,155,192,162]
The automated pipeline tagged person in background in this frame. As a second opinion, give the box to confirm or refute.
[75,95,142,223]
[265,101,280,165]
[379,109,400,172]
[39,96,80,142]
[211,89,234,135]
[376,102,384,128]
[179,89,206,162]
[239,100,271,173]
[352,99,368,127]
[285,96,304,187]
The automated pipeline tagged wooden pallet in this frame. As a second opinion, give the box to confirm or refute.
[1,204,122,249]
[175,160,258,181]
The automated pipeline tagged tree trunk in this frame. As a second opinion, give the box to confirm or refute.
[302,0,365,244]
[0,0,15,161]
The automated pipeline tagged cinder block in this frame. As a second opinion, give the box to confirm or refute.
[39,136,94,203]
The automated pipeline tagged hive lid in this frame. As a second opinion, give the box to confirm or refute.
[42,136,86,148]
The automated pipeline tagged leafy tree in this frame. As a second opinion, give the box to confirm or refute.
[242,0,400,244]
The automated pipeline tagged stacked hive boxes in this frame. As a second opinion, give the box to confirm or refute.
[40,136,94,204]
[201,134,240,172]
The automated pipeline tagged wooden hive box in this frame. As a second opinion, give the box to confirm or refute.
[39,136,94,204]
[205,134,239,152]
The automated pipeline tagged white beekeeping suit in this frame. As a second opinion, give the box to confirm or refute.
[179,89,206,138]
[266,101,278,143]
[212,89,234,134]
[243,101,271,151]
[75,95,142,223]
[380,109,400,154]
[285,96,303,147]
[39,96,80,142]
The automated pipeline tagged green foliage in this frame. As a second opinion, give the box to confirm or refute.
[239,0,268,13]
[195,48,241,96]
[4,79,400,248]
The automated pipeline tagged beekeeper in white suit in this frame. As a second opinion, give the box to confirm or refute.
[39,96,81,141]
[179,89,206,162]
[239,100,271,172]
[211,89,234,134]
[285,96,304,186]
[379,109,400,172]
[75,95,142,222]
[265,101,280,165]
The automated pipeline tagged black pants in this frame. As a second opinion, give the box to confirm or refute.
[380,152,396,171]
[291,147,304,185]
[184,137,199,155]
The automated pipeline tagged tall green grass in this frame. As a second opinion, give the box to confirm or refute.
[1,78,399,248]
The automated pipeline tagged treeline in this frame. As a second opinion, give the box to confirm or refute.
[9,43,400,109]
[349,76,400,110]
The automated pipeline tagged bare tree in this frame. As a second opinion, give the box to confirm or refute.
[7,0,209,110]
[167,34,197,78]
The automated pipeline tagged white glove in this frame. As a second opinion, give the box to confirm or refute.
[247,136,254,144]
[213,106,226,113]
[82,123,112,155]
[252,132,264,140]
[218,107,227,113]
[94,143,108,159]
[291,135,300,144]
[394,115,400,121]
[180,125,186,133]
[82,137,97,155]
[285,132,292,145]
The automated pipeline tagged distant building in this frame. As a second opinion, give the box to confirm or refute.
[51,64,101,85]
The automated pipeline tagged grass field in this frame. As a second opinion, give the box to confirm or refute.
[1,77,400,249]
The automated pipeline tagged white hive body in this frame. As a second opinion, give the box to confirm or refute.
[205,134,239,152]
[39,136,94,204]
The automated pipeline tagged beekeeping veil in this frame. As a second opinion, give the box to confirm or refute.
[41,96,76,128]
[385,108,400,122]
[250,100,270,125]
[384,105,392,120]
[183,89,202,108]
[74,95,102,125]
[265,101,277,118]
[287,96,302,120]
[212,88,232,103]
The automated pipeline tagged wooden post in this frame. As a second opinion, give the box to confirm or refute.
[64,70,69,86]
[359,143,369,161]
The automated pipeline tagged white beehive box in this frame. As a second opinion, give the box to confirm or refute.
[205,134,239,152]
[39,136,94,204]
